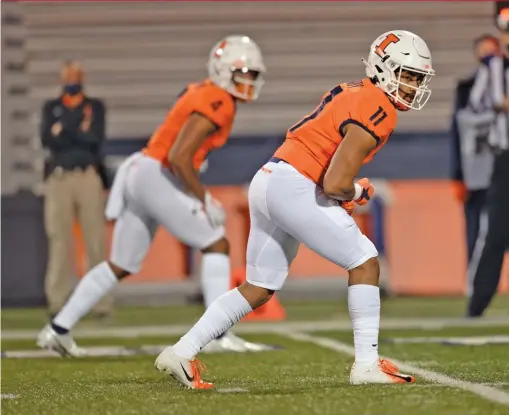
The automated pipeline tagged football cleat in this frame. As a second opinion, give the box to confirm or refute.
[36,324,87,357]
[155,347,214,390]
[350,359,415,385]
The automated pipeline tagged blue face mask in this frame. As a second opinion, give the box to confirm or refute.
[64,83,82,96]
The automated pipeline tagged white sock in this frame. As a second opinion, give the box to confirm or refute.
[200,253,230,308]
[348,284,380,365]
[172,288,252,359]
[53,262,118,331]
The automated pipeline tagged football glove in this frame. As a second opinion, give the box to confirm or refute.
[354,178,375,206]
[204,192,226,228]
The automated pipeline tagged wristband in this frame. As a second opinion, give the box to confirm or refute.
[354,183,363,200]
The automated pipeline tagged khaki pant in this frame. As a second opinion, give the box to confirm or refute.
[44,166,113,315]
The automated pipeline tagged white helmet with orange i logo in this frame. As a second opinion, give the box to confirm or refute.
[207,35,266,102]
[363,30,435,111]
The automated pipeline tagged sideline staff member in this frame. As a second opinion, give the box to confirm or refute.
[451,35,499,270]
[467,14,509,317]
[41,61,112,319]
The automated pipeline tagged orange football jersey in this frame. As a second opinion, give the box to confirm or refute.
[143,79,236,170]
[273,78,397,184]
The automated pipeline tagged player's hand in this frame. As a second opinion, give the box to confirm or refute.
[339,200,355,216]
[354,178,375,206]
[51,122,63,136]
[452,180,468,203]
[204,192,226,228]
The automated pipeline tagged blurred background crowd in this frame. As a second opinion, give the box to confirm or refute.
[2,1,508,320]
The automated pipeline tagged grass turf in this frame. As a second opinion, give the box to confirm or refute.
[2,295,509,331]
[2,297,509,414]
[3,332,509,415]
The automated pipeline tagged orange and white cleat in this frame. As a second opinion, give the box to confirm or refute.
[155,347,214,390]
[350,359,415,385]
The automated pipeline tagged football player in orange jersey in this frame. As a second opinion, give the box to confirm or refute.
[37,35,268,359]
[156,30,435,389]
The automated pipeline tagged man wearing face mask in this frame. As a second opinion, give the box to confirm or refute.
[40,60,112,319]
[466,10,509,317]
[450,35,499,296]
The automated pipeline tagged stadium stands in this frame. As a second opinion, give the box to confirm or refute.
[2,2,40,194]
[23,1,492,140]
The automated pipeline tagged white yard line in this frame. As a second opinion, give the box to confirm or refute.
[283,331,509,407]
[3,316,509,340]
[216,388,249,393]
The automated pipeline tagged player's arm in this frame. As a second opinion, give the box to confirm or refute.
[322,123,377,200]
[168,112,219,203]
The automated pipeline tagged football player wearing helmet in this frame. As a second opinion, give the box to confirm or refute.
[37,35,268,363]
[363,30,434,111]
[155,30,434,389]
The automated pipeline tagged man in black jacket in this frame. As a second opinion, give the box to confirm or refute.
[41,61,112,318]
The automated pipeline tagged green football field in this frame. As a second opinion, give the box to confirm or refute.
[2,296,509,415]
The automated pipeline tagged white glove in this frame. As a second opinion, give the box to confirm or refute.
[204,192,226,228]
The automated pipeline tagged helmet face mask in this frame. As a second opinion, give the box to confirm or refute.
[231,69,263,102]
[207,36,266,101]
[363,30,435,111]
[387,64,433,111]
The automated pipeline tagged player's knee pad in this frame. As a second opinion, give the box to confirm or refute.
[246,265,288,292]
[344,235,379,271]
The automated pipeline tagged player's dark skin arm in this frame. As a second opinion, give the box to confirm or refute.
[168,112,218,203]
[108,114,221,280]
[322,123,377,200]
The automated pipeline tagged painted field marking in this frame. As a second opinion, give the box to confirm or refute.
[3,316,509,340]
[283,331,509,406]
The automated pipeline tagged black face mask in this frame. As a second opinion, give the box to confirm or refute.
[63,83,82,96]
